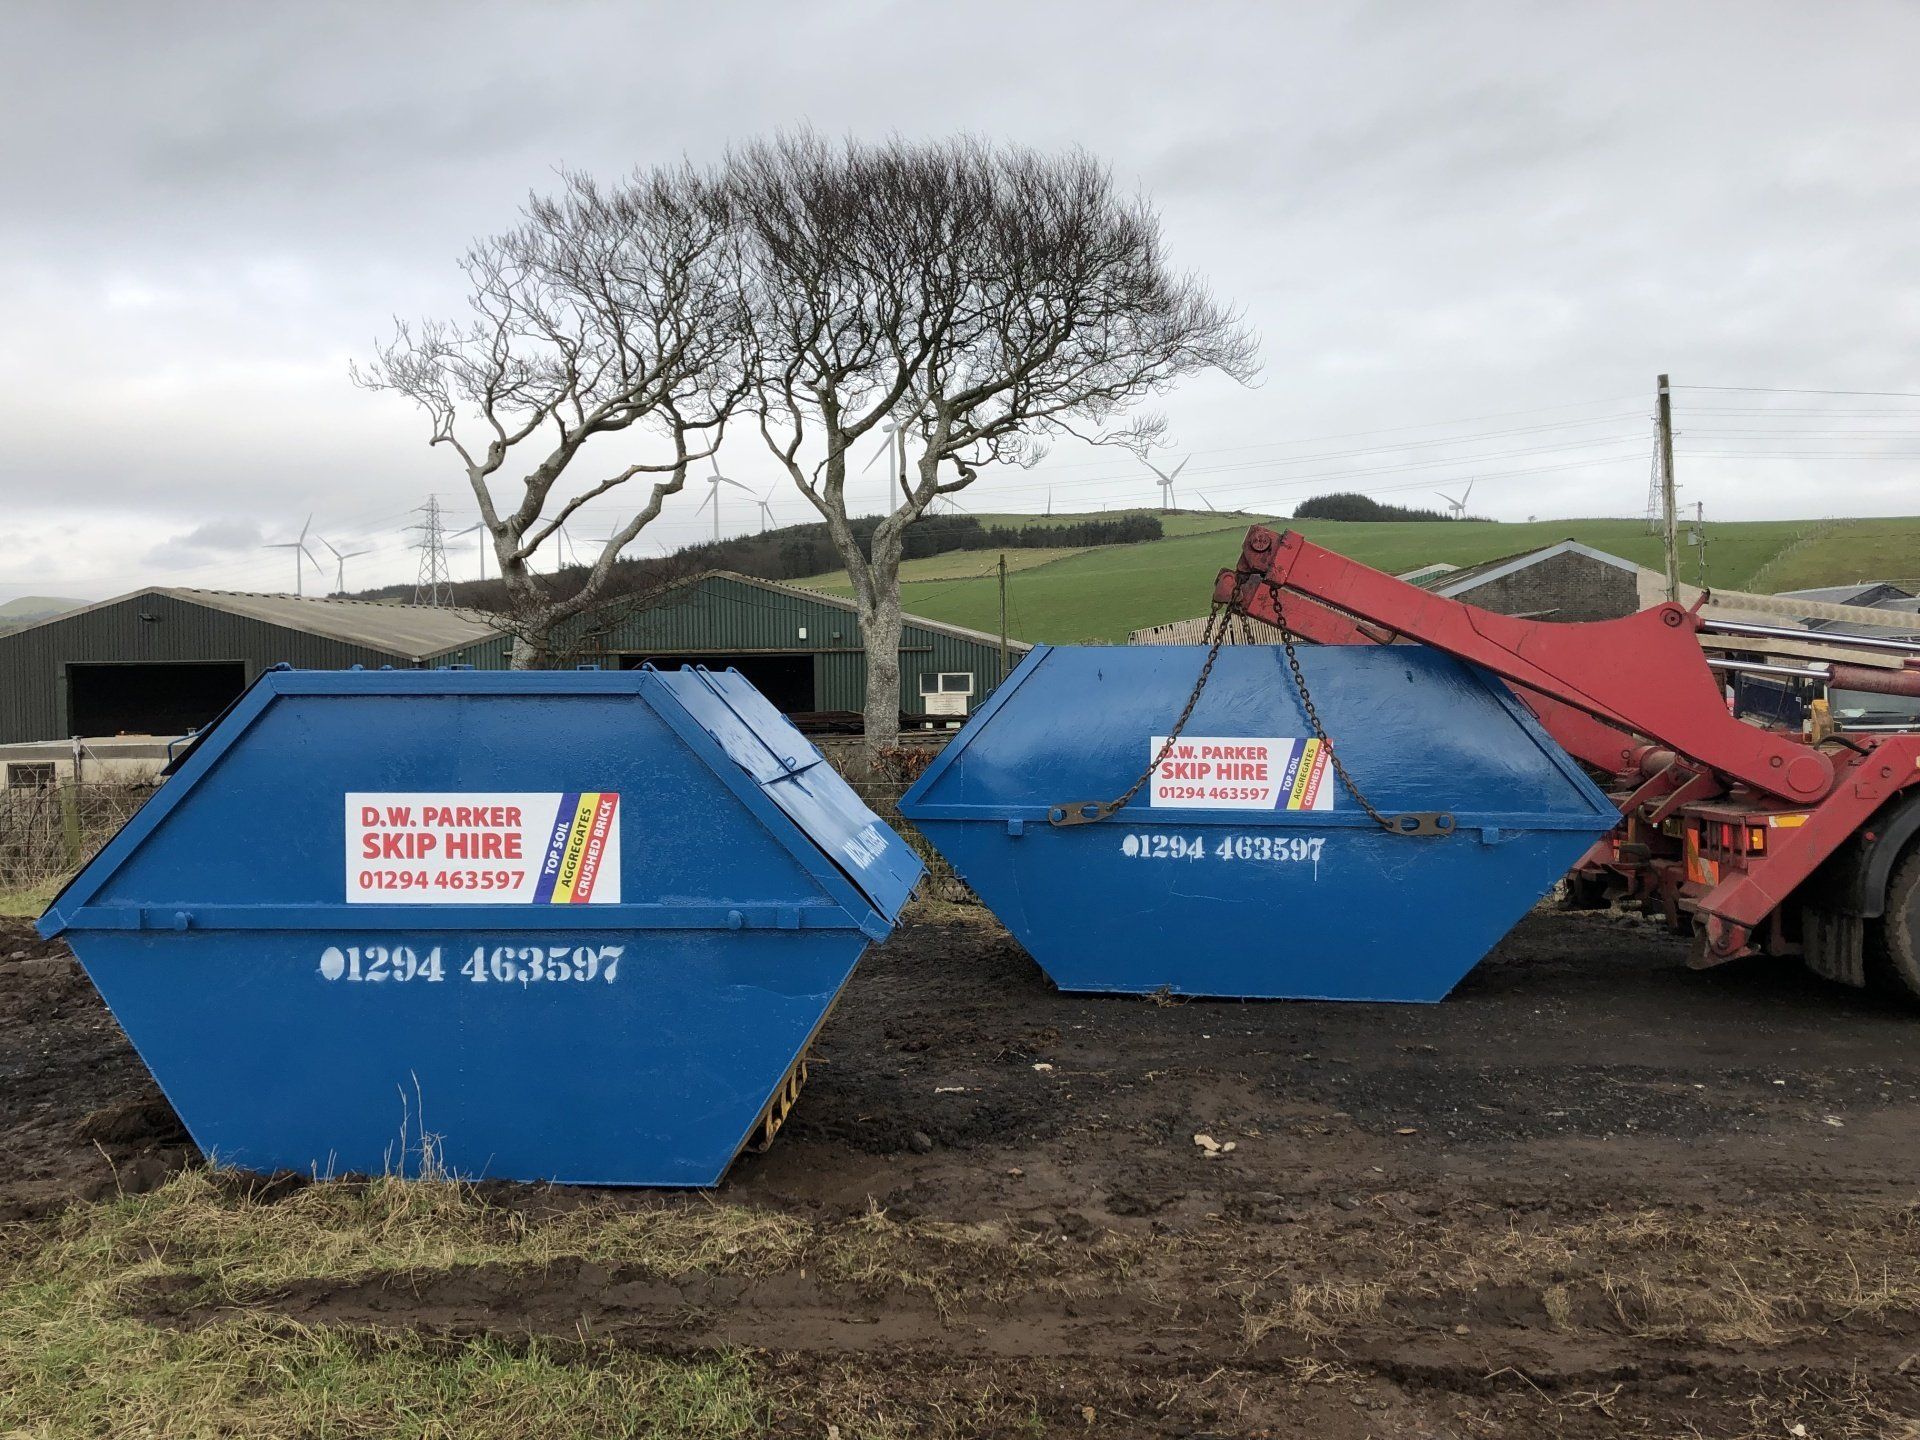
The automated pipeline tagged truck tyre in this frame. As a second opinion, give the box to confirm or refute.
[1869,847,1920,1002]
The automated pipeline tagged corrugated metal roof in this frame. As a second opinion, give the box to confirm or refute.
[1130,615,1286,646]
[702,571,1033,650]
[4,588,503,660]
[12,568,1025,664]
[172,591,502,658]
[1419,541,1638,595]
[1775,582,1918,607]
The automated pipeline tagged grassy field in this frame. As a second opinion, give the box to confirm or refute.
[796,511,1920,644]
[797,544,1080,588]
[0,1169,1096,1436]
[0,879,62,920]
[8,1160,1918,1435]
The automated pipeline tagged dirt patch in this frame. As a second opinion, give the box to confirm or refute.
[10,906,1920,1435]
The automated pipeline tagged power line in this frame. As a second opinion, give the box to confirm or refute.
[1677,449,1920,459]
[1013,414,1647,489]
[1018,393,1649,471]
[1682,406,1920,416]
[980,436,1650,505]
[1159,450,1649,509]
[1672,385,1920,399]
[991,430,1648,499]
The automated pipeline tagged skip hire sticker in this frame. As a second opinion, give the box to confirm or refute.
[1147,737,1334,811]
[346,792,621,903]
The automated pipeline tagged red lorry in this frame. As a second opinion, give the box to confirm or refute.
[1214,526,1920,999]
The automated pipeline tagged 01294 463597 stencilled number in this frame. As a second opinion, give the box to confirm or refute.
[317,943,624,986]
[1120,832,1326,864]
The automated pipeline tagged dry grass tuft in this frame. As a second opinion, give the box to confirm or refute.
[819,1199,1137,1312]
[1242,1278,1388,1343]
[0,1170,1147,1435]
[46,1168,812,1308]
[1223,1202,1920,1351]
[0,1251,764,1438]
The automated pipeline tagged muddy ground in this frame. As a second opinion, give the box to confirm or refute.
[7,905,1920,1437]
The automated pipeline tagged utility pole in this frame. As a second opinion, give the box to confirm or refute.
[1692,500,1708,588]
[1657,374,1679,603]
[997,552,1010,682]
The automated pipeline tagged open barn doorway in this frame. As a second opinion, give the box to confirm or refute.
[66,661,247,737]
[616,652,816,714]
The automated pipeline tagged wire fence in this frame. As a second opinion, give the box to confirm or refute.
[0,746,967,904]
[817,737,976,905]
[0,780,155,890]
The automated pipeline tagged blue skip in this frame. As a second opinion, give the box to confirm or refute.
[39,666,922,1186]
[898,644,1617,1002]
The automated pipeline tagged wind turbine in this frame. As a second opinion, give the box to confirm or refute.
[263,515,321,596]
[697,457,754,541]
[315,535,372,594]
[1139,455,1190,513]
[862,418,909,493]
[451,522,489,581]
[1436,479,1475,519]
[754,487,778,531]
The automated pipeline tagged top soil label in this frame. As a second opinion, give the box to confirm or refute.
[1147,737,1334,811]
[345,792,622,903]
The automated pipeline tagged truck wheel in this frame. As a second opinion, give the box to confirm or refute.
[1869,848,1920,1002]
[1563,872,1611,910]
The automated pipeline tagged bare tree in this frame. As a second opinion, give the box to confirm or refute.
[730,133,1257,754]
[356,167,746,666]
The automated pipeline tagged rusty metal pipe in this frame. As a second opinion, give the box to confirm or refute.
[1830,664,1920,699]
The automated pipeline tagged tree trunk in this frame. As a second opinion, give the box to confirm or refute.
[855,508,914,761]
[499,546,550,670]
[860,597,904,759]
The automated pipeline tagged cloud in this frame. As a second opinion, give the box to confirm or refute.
[143,519,268,569]
[2,0,1918,601]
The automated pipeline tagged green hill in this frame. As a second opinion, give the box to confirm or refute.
[794,512,1920,644]
[0,595,87,634]
[0,595,86,621]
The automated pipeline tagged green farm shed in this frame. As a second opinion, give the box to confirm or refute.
[565,571,1030,725]
[0,570,1027,746]
[0,588,504,745]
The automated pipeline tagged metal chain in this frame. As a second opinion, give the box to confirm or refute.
[1265,583,1454,838]
[1050,586,1454,836]
[1265,588,1396,832]
[1048,603,1238,826]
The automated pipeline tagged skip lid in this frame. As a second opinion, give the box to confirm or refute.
[641,665,923,924]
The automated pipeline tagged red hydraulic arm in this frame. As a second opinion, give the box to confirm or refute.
[1275,592,1641,775]
[1215,527,1920,960]
[1217,527,1835,802]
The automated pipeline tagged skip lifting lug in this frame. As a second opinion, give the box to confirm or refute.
[1386,812,1456,837]
[1049,801,1118,828]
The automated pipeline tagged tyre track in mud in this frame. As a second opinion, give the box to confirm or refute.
[11,905,1920,1435]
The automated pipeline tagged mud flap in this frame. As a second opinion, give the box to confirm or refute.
[1802,907,1867,989]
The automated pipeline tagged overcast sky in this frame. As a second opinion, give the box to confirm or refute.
[3,0,1917,602]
